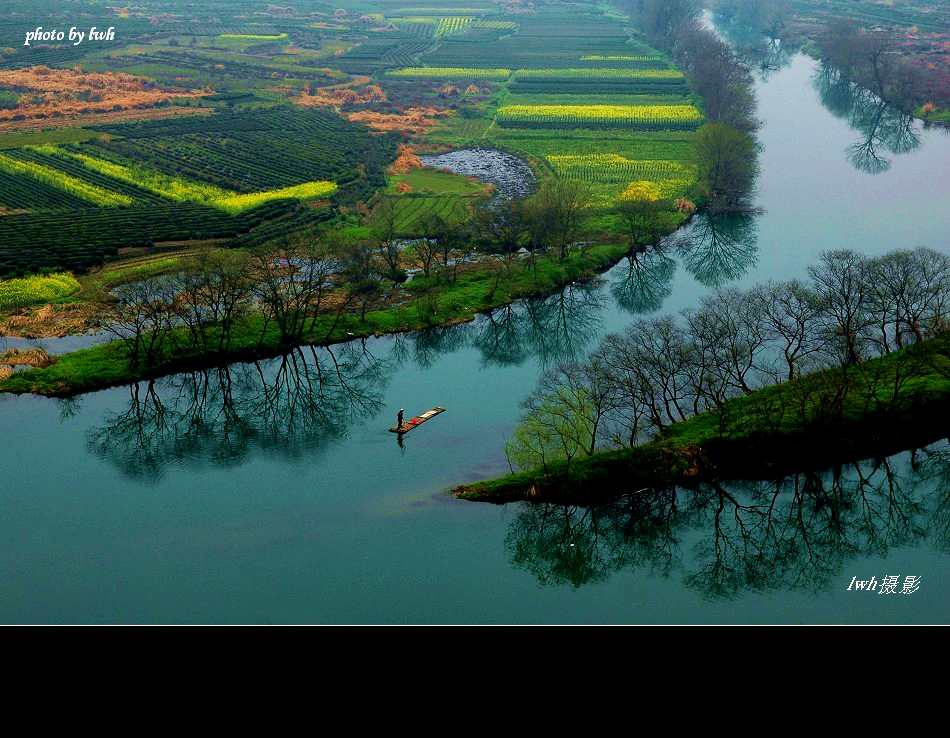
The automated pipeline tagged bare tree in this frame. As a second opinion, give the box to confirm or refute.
[108,278,177,370]
[173,249,253,355]
[250,237,339,345]
[371,196,402,280]
[809,249,872,365]
[750,280,826,381]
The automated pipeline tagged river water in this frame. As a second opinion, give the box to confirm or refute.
[1,53,948,623]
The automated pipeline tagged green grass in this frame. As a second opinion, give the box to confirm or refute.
[917,105,950,124]
[387,168,487,195]
[512,68,684,81]
[426,108,498,145]
[506,92,694,106]
[381,194,478,235]
[0,243,630,397]
[387,67,512,79]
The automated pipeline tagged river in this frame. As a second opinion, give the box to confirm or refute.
[1,51,948,623]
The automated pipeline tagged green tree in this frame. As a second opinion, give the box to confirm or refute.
[694,122,760,213]
[614,197,674,249]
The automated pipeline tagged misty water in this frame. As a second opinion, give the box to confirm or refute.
[1,51,948,623]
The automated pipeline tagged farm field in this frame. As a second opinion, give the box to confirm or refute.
[495,103,703,130]
[0,0,698,301]
[0,100,395,275]
[363,2,702,218]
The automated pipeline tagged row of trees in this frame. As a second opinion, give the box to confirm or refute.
[621,0,762,213]
[413,178,595,269]
[713,0,789,42]
[106,175,603,373]
[108,235,389,370]
[507,247,950,471]
[718,0,946,113]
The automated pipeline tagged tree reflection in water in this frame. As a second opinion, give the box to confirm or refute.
[472,282,605,368]
[712,10,797,82]
[87,277,610,478]
[674,212,759,288]
[87,341,390,481]
[610,247,677,315]
[738,37,794,81]
[394,323,470,370]
[506,445,949,598]
[813,64,921,175]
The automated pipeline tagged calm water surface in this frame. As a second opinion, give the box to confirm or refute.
[1,53,948,623]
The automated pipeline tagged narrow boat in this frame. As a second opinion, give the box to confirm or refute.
[389,406,446,434]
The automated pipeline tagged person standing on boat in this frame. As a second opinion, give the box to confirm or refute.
[397,408,404,430]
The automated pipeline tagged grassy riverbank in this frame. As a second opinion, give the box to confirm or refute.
[456,334,950,504]
[0,242,629,397]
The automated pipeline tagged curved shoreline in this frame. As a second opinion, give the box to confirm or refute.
[0,241,637,397]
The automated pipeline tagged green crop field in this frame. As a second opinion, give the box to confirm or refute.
[378,1,700,209]
[387,168,486,196]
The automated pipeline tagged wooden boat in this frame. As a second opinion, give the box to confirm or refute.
[389,406,446,434]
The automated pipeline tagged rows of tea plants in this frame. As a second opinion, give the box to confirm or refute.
[471,20,517,31]
[0,200,296,276]
[4,148,166,205]
[2,141,340,216]
[335,33,435,74]
[395,19,438,39]
[0,152,133,207]
[227,204,335,250]
[0,169,90,210]
[85,108,397,199]
[421,8,649,69]
[436,17,474,37]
